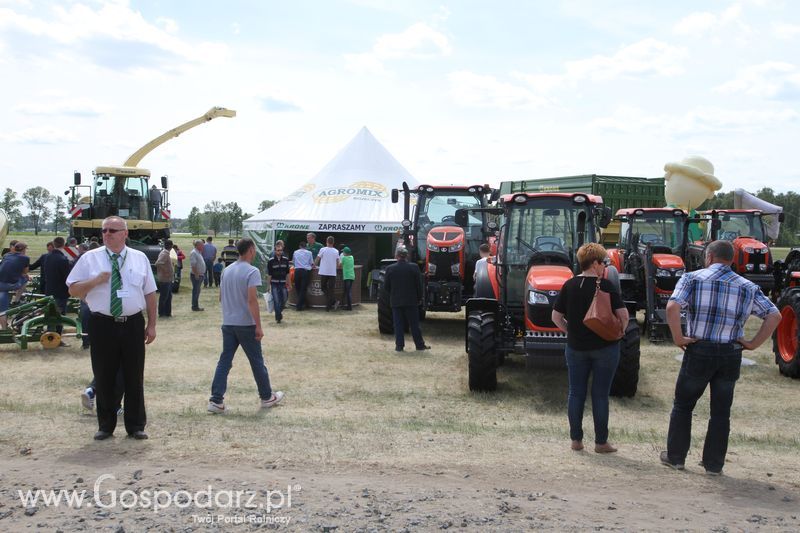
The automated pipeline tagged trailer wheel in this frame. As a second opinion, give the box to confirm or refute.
[467,311,497,392]
[774,290,800,378]
[610,318,640,397]
[377,289,394,334]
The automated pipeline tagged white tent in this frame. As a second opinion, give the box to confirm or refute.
[244,127,419,234]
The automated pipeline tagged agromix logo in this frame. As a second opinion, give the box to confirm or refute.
[284,184,315,202]
[313,181,387,204]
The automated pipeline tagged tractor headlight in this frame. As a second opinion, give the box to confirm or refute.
[449,241,464,252]
[528,290,549,305]
[451,263,460,275]
[427,242,439,252]
[675,269,685,277]
[745,263,754,272]
[427,263,437,275]
[759,264,768,271]
[743,246,754,253]
[656,268,671,277]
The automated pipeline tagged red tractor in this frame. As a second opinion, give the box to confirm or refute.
[772,249,800,378]
[606,208,689,342]
[462,192,641,397]
[374,182,494,333]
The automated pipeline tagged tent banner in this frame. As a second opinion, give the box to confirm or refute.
[246,220,402,233]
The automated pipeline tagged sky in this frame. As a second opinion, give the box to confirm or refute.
[1,0,799,218]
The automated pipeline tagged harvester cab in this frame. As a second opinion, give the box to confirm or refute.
[463,192,640,397]
[692,209,782,293]
[606,208,688,342]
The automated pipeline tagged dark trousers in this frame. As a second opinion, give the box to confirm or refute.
[320,275,336,309]
[89,312,147,435]
[666,341,742,472]
[89,371,125,412]
[157,281,172,317]
[80,301,91,347]
[190,273,203,309]
[294,269,310,310]
[213,271,221,287]
[392,305,425,349]
[204,259,214,287]
[343,279,353,310]
[47,296,68,334]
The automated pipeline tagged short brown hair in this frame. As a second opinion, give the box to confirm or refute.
[326,236,335,245]
[576,243,607,271]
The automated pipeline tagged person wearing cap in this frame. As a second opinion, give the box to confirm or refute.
[340,246,355,311]
[383,247,430,352]
[0,241,30,328]
[67,216,157,441]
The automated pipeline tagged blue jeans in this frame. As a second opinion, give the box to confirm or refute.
[0,278,27,313]
[157,281,172,316]
[190,274,203,309]
[204,259,214,287]
[270,282,287,322]
[210,325,273,404]
[343,279,353,310]
[392,305,425,350]
[565,342,620,444]
[666,341,741,472]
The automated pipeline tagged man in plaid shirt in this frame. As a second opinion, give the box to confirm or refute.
[661,240,780,475]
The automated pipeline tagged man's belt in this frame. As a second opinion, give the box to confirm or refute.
[91,311,143,323]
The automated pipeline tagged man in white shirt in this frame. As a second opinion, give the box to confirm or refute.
[67,216,157,441]
[292,241,313,310]
[190,240,206,311]
[315,236,339,311]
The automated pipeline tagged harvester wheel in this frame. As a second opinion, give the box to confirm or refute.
[467,311,497,392]
[40,332,61,349]
[773,290,800,378]
[610,318,641,397]
[377,289,394,334]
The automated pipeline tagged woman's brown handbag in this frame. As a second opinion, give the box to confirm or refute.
[583,277,624,341]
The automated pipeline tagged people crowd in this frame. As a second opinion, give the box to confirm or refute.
[0,223,784,479]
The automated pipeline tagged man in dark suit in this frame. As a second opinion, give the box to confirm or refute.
[383,247,430,352]
[44,236,72,346]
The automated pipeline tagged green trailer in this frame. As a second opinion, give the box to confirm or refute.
[498,175,666,246]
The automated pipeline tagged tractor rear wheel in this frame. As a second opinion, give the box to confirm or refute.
[467,311,497,392]
[773,290,800,378]
[377,289,394,334]
[610,318,641,397]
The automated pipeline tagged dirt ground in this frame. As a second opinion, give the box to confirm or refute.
[1,236,799,531]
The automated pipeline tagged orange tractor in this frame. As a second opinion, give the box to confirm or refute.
[772,249,800,378]
[461,192,641,397]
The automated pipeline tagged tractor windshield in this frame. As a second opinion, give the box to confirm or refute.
[718,213,766,242]
[623,212,686,250]
[94,173,150,221]
[416,192,484,259]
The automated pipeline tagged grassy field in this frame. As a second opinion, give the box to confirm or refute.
[1,232,799,490]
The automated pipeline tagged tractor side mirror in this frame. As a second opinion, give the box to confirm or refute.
[161,175,168,189]
[489,189,500,202]
[454,209,468,227]
[598,206,612,228]
[73,171,81,185]
[778,212,785,223]
[391,189,399,203]
[401,219,411,228]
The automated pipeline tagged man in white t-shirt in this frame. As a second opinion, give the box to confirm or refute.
[315,236,339,311]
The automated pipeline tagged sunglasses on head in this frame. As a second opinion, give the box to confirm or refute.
[102,228,124,234]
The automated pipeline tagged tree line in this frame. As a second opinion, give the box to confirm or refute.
[2,186,279,238]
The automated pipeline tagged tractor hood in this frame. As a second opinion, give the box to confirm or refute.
[652,254,685,269]
[526,265,574,292]
[732,236,768,252]
[427,226,465,247]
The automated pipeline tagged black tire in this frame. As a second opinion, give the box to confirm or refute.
[467,311,497,392]
[610,318,641,397]
[377,288,394,334]
[773,290,800,378]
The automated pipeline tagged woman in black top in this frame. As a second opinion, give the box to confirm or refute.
[552,243,629,453]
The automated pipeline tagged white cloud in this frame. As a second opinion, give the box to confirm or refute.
[673,4,751,38]
[589,105,799,136]
[716,62,800,99]
[0,1,227,68]
[774,22,800,39]
[515,38,686,95]
[344,22,451,74]
[14,97,108,117]
[0,126,78,144]
[448,71,548,110]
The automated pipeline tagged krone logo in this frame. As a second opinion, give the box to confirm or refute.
[313,181,387,204]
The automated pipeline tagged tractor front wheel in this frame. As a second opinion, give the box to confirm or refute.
[377,288,394,334]
[610,318,641,397]
[773,290,800,378]
[467,311,498,392]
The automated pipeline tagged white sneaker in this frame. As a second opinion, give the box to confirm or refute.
[207,401,226,414]
[81,388,95,411]
[260,391,285,408]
